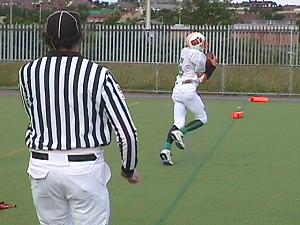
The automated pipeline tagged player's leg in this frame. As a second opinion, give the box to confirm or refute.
[173,100,187,130]
[160,124,181,165]
[169,100,187,150]
[162,125,178,150]
[170,86,204,149]
[181,93,207,135]
[181,119,204,134]
[160,100,186,165]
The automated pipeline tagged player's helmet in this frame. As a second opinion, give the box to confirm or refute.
[185,32,207,52]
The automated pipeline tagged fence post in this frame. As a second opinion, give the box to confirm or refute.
[288,28,294,95]
[288,52,294,95]
[9,24,13,60]
[155,62,160,93]
[221,63,226,95]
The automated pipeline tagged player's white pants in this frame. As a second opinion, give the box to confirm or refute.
[172,83,207,129]
[27,149,111,225]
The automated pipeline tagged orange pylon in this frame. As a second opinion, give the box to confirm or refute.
[249,96,269,103]
[231,111,244,119]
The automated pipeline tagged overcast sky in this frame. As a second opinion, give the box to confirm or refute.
[231,0,300,5]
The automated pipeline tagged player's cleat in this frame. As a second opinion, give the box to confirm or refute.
[160,149,174,166]
[170,130,185,149]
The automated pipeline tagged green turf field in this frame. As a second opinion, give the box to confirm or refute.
[0,94,299,225]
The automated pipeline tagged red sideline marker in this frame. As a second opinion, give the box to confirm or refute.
[232,111,244,119]
[249,96,269,103]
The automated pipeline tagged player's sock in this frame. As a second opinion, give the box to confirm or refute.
[181,119,204,134]
[163,142,172,150]
[164,125,178,146]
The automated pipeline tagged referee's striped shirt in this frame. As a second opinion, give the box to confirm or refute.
[19,51,138,174]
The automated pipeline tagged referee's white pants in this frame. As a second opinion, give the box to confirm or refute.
[27,149,111,225]
[172,84,207,129]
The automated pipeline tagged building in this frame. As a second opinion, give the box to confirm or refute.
[275,7,300,22]
[118,10,142,23]
[233,24,298,46]
[89,0,118,5]
[238,0,277,8]
[86,8,115,23]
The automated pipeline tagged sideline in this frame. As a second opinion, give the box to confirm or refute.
[128,101,140,107]
[0,101,140,161]
[1,89,300,102]
[0,146,25,160]
[155,100,249,225]
[0,89,20,96]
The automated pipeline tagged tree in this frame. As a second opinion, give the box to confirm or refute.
[152,9,178,25]
[272,14,284,20]
[103,13,121,25]
[181,0,237,25]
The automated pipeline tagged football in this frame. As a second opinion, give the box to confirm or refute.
[206,51,218,65]
[206,51,215,60]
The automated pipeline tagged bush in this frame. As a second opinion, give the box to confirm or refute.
[1,61,300,94]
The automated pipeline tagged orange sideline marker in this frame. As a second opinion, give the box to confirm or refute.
[231,111,244,119]
[249,96,269,103]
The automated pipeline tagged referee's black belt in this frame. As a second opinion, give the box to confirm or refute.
[31,151,97,162]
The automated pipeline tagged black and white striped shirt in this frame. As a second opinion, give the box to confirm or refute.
[19,51,138,174]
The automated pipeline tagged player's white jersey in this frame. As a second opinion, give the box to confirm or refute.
[176,47,206,83]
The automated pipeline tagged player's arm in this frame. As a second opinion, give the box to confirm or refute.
[196,52,218,84]
[197,72,208,84]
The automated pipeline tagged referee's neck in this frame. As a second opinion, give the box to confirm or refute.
[47,50,81,57]
[47,46,81,57]
[55,45,79,52]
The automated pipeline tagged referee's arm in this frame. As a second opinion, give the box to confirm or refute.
[101,70,138,178]
[19,65,30,118]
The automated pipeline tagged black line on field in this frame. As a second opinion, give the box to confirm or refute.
[155,101,249,225]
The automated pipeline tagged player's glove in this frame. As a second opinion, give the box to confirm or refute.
[205,52,218,79]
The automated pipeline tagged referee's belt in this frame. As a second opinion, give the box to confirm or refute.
[31,151,97,162]
[175,79,195,85]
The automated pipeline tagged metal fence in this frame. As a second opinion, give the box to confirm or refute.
[0,24,299,66]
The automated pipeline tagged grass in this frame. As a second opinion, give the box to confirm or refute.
[1,62,300,94]
[0,61,25,87]
[0,94,299,225]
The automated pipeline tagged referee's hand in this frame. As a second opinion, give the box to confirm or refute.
[122,169,143,184]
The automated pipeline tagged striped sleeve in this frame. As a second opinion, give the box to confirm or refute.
[19,64,30,117]
[19,62,35,147]
[101,69,138,177]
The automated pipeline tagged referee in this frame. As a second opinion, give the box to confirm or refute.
[19,11,141,225]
